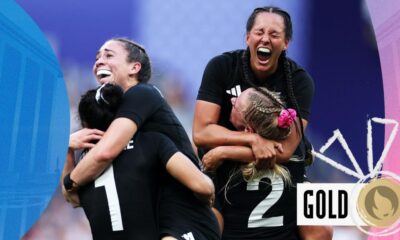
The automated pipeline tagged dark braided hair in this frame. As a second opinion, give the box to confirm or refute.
[246,6,292,41]
[242,6,312,161]
[112,37,152,83]
[280,50,305,137]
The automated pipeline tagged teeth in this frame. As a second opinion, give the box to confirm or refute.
[258,48,271,54]
[97,69,112,78]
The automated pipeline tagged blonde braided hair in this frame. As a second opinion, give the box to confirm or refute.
[241,88,292,184]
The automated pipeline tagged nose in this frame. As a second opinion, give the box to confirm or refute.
[94,54,106,68]
[261,33,270,44]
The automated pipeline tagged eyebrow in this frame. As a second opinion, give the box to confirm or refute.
[96,48,116,58]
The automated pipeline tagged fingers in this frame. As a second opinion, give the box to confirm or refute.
[70,128,105,149]
[202,158,216,172]
[82,143,96,149]
[254,142,279,170]
[89,128,105,136]
[82,128,104,140]
[83,133,103,142]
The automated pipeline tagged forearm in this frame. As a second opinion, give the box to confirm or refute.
[70,146,113,186]
[166,152,214,197]
[202,145,255,171]
[70,117,137,186]
[213,146,255,163]
[193,100,256,148]
[61,148,76,181]
[193,123,256,149]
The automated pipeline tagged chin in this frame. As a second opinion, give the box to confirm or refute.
[99,79,113,85]
[255,63,271,71]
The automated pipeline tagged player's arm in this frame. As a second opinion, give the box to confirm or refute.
[212,208,224,234]
[202,145,254,171]
[69,117,137,186]
[193,100,262,148]
[61,148,81,207]
[193,100,291,165]
[61,127,105,178]
[61,128,105,207]
[61,148,75,183]
[62,127,105,179]
[166,152,214,206]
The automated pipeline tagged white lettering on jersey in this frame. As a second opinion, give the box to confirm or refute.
[182,232,195,240]
[123,139,134,150]
[226,85,242,96]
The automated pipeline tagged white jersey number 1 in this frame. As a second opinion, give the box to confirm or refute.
[95,165,123,231]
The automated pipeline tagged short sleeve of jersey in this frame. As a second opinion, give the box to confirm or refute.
[197,54,228,105]
[115,84,163,128]
[153,133,180,167]
[291,69,315,121]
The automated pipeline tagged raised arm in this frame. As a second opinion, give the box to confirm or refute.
[69,117,137,186]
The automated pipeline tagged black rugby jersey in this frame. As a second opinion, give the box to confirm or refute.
[116,83,201,168]
[197,49,315,239]
[79,132,177,240]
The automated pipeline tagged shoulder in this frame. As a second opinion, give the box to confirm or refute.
[287,58,314,87]
[126,83,162,95]
[124,83,164,101]
[207,49,244,68]
[202,49,244,84]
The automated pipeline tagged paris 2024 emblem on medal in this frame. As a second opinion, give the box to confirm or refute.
[357,177,400,228]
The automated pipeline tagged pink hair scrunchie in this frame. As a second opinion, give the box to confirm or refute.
[277,108,297,128]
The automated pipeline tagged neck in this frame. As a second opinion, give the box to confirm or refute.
[251,62,277,81]
[122,78,140,92]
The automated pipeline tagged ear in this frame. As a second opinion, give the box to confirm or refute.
[283,39,289,50]
[230,97,236,106]
[244,125,255,133]
[130,62,141,75]
[245,33,250,46]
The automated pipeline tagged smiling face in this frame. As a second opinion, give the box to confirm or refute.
[93,40,140,90]
[246,12,289,79]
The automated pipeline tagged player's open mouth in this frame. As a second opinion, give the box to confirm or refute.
[257,47,271,62]
[97,69,112,79]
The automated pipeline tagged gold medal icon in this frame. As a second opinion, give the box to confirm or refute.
[357,177,400,228]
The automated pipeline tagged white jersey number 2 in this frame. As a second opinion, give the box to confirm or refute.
[94,165,123,231]
[246,173,284,227]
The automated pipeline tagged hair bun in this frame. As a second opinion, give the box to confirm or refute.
[96,84,123,108]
